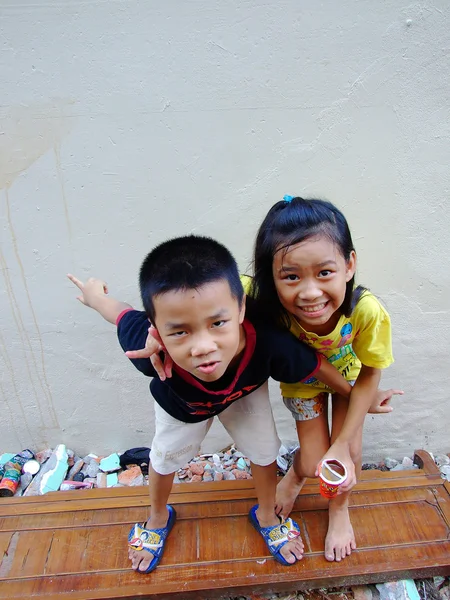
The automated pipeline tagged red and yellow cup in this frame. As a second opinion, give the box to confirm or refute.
[318,459,347,499]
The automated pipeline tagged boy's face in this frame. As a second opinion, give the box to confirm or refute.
[152,280,246,382]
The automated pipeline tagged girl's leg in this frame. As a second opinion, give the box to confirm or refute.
[324,393,362,562]
[276,395,330,519]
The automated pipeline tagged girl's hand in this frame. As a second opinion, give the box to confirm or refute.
[369,388,404,414]
[316,441,356,494]
[125,326,173,381]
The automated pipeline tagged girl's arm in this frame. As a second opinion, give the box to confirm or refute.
[335,364,381,442]
[318,364,380,492]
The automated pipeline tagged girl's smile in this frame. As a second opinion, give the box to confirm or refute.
[272,235,356,336]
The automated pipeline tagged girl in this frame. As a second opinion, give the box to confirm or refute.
[250,195,402,562]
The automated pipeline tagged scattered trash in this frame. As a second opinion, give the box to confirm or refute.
[119,447,150,475]
[276,441,300,475]
[352,585,373,600]
[417,578,446,600]
[40,444,69,494]
[60,480,94,491]
[0,449,35,496]
[100,453,121,473]
[440,464,450,482]
[118,465,144,486]
[67,458,84,480]
[106,472,118,487]
[383,457,399,470]
[0,453,16,465]
[434,455,450,468]
[23,459,41,475]
[376,580,420,600]
[0,444,448,498]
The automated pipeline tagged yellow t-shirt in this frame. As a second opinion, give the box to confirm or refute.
[281,292,393,398]
[240,277,393,399]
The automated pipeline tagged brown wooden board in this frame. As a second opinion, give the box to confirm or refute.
[0,450,449,600]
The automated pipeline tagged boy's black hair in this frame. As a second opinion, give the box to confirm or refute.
[251,197,366,328]
[139,235,244,323]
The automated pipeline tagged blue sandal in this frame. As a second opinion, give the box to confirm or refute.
[128,505,177,573]
[248,504,302,566]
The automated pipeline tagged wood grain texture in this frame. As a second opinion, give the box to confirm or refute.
[0,450,448,599]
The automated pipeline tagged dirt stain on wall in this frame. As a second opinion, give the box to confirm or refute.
[0,100,74,445]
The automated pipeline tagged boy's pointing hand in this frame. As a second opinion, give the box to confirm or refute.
[67,274,109,308]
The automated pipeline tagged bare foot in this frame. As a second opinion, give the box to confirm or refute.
[275,467,307,519]
[256,507,304,564]
[128,509,169,572]
[324,501,356,561]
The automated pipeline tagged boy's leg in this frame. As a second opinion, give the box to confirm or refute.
[250,461,304,563]
[324,393,361,562]
[129,402,213,573]
[218,383,304,564]
[129,466,175,572]
[276,394,330,518]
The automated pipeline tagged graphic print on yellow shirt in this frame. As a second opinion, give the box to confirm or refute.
[280,292,394,399]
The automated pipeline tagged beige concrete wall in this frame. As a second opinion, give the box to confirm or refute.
[1,1,448,459]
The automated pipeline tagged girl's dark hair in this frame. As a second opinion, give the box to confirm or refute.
[251,197,366,327]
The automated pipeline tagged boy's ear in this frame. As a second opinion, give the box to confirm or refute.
[345,251,357,282]
[239,294,246,324]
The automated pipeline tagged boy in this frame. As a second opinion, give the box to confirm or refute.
[68,235,353,573]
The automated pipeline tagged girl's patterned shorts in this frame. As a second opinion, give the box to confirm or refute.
[283,382,355,422]
[283,393,329,421]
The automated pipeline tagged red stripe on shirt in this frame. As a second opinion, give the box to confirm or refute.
[116,308,134,327]
[300,352,322,382]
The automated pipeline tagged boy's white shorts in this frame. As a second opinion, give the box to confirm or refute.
[150,381,281,475]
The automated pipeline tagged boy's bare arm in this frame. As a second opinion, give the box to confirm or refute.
[67,274,132,324]
[315,356,352,398]
[315,356,403,412]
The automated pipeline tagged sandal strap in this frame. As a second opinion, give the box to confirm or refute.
[128,523,164,553]
[266,517,301,548]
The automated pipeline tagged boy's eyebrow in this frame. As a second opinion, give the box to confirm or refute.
[164,322,189,331]
[163,309,230,331]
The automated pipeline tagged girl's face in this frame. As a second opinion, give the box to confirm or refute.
[272,235,356,334]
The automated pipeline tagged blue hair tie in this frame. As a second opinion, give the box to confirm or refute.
[283,195,294,203]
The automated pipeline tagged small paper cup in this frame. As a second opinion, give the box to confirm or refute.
[318,459,347,499]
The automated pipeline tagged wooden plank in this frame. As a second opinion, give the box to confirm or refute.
[0,450,448,599]
[0,472,443,519]
[413,449,441,475]
[0,486,440,533]
[1,541,449,600]
[0,451,436,510]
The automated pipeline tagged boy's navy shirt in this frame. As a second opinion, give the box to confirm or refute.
[117,299,321,423]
